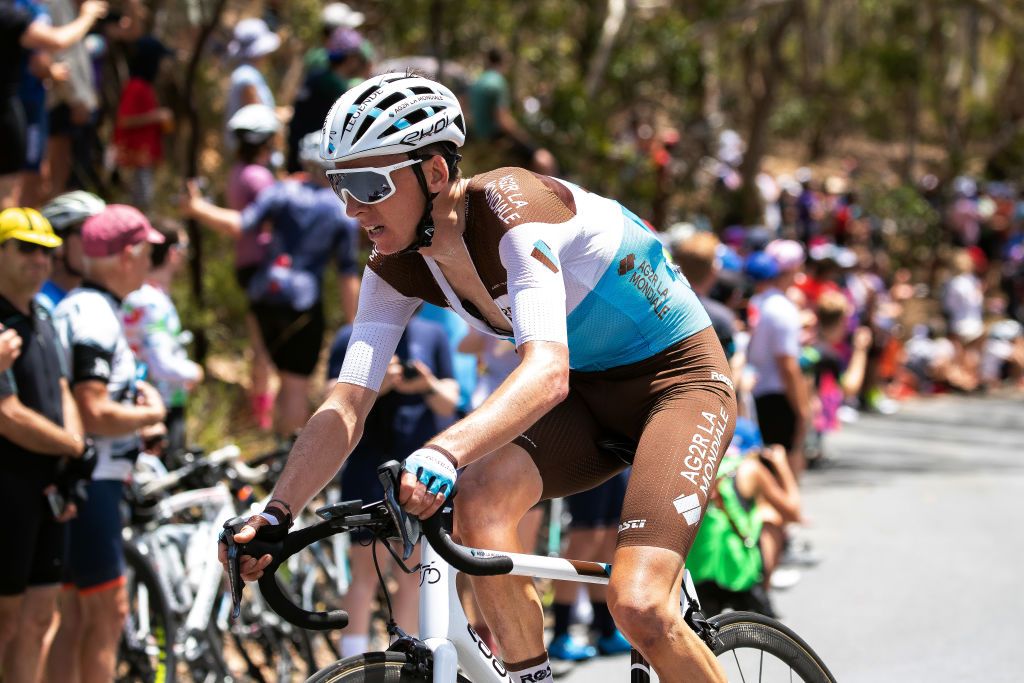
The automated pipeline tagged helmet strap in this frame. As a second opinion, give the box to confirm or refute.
[398,160,438,254]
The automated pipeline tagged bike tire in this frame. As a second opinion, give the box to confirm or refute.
[118,542,178,683]
[709,610,837,683]
[306,651,473,683]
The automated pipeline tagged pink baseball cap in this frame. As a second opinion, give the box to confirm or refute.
[82,205,165,258]
[765,239,805,271]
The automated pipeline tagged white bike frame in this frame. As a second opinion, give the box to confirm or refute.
[411,536,698,683]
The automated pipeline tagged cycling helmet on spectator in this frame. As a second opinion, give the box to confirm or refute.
[321,73,467,252]
[40,191,106,235]
[0,207,62,248]
[298,131,325,167]
[228,103,281,146]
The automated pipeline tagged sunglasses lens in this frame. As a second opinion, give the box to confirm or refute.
[328,169,395,205]
[15,241,47,255]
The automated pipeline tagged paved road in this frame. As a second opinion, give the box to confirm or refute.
[558,393,1024,681]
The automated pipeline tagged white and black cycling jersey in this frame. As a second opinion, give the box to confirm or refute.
[54,282,141,481]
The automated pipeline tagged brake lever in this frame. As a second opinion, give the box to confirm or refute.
[377,461,420,560]
[220,516,248,621]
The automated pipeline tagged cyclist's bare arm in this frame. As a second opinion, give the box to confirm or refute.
[399,339,568,519]
[271,380,376,514]
[219,381,376,581]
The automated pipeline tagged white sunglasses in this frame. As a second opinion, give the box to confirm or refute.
[324,158,423,205]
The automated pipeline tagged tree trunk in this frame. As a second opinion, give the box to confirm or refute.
[182,0,229,364]
[738,0,801,224]
[584,0,629,99]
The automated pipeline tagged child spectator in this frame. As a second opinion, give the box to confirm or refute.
[113,36,172,210]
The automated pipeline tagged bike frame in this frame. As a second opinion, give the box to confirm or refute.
[412,537,696,682]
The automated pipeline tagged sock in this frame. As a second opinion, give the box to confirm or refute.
[552,602,572,637]
[340,633,370,658]
[505,654,552,683]
[592,600,616,638]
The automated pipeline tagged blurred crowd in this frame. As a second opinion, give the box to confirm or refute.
[3,0,1024,677]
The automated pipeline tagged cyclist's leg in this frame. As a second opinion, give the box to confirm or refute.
[5,585,60,682]
[597,327,736,682]
[459,389,624,671]
[454,442,546,666]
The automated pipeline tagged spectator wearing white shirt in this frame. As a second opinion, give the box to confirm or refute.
[746,240,811,477]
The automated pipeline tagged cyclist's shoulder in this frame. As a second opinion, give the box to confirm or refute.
[468,167,577,231]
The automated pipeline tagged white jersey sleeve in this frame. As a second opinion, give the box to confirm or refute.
[498,223,570,348]
[336,267,419,391]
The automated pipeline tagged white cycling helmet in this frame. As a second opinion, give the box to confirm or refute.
[298,131,324,168]
[228,103,280,145]
[41,191,106,233]
[320,73,465,165]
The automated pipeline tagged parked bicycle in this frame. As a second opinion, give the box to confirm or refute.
[223,461,837,682]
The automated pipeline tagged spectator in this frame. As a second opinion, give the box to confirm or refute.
[304,2,365,73]
[0,324,22,371]
[0,0,107,206]
[123,222,203,457]
[287,26,369,174]
[548,472,634,661]
[0,208,91,683]
[687,419,801,618]
[112,36,173,210]
[224,17,280,147]
[943,248,985,345]
[49,204,166,683]
[672,232,739,359]
[226,103,279,429]
[468,47,556,174]
[181,132,360,438]
[11,0,68,209]
[36,190,105,312]
[327,313,459,657]
[806,290,872,434]
[746,241,811,476]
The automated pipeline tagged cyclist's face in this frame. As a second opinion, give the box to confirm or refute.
[0,240,53,294]
[331,154,425,255]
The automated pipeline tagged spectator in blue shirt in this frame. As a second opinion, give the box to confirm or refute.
[182,132,360,438]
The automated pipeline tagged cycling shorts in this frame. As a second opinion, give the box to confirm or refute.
[250,300,325,377]
[0,470,66,595]
[66,479,126,593]
[565,469,629,530]
[514,326,736,560]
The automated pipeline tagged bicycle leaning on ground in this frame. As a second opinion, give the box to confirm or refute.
[222,461,837,683]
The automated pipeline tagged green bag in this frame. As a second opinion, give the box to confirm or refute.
[686,455,764,592]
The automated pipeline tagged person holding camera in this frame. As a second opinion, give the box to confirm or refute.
[325,312,459,658]
[0,207,94,683]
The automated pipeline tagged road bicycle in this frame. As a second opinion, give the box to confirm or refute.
[119,445,321,682]
[223,461,838,682]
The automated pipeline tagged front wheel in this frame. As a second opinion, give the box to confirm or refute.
[709,611,837,683]
[307,651,473,683]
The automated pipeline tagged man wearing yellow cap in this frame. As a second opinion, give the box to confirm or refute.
[0,207,93,683]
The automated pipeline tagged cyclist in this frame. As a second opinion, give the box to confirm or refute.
[0,208,92,683]
[36,190,106,312]
[50,204,167,683]
[221,74,735,683]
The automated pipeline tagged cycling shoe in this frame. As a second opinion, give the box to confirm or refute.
[596,630,633,656]
[549,634,597,661]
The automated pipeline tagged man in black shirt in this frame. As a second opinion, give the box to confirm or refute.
[0,207,90,683]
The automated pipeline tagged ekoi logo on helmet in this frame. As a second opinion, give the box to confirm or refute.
[399,115,452,146]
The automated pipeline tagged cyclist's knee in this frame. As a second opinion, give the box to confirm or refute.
[0,596,22,648]
[607,586,679,652]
